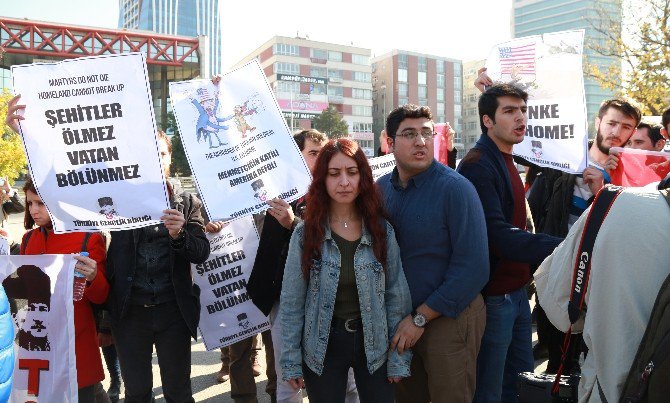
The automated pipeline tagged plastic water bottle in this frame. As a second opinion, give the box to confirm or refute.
[73,252,88,301]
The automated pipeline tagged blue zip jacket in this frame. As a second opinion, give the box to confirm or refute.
[457,133,562,273]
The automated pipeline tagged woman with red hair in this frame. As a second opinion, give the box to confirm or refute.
[279,138,412,402]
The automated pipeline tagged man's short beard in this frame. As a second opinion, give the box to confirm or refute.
[595,127,610,155]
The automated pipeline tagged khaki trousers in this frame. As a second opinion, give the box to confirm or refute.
[395,294,486,403]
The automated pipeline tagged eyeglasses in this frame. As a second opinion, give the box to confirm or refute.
[396,129,436,141]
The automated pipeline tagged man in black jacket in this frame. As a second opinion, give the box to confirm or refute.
[458,84,563,402]
[106,131,210,403]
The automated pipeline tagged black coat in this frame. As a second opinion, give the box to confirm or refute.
[105,182,210,339]
[247,199,304,316]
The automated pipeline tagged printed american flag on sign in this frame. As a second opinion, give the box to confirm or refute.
[499,43,536,75]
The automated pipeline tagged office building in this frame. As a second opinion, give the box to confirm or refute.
[462,59,486,154]
[371,50,463,157]
[118,0,222,76]
[234,36,375,156]
[512,0,621,127]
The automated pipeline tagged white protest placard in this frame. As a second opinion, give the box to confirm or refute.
[169,60,312,221]
[485,29,588,174]
[0,254,77,402]
[192,216,270,349]
[11,53,170,233]
[369,154,397,181]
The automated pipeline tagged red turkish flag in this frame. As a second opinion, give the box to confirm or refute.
[609,147,670,187]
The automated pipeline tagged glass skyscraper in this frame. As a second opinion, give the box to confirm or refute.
[512,0,621,127]
[118,0,222,75]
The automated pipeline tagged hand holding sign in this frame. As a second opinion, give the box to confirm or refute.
[161,208,186,239]
[4,94,25,133]
[267,197,295,230]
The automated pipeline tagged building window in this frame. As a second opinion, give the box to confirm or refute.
[399,97,409,106]
[352,88,372,99]
[310,67,327,78]
[353,71,371,82]
[418,56,426,71]
[352,54,369,65]
[328,86,344,96]
[274,62,299,75]
[437,115,445,123]
[398,69,408,83]
[436,102,445,114]
[436,74,445,88]
[469,93,478,102]
[466,107,477,116]
[310,48,328,60]
[352,105,372,116]
[328,69,342,80]
[467,122,478,131]
[454,76,462,89]
[310,83,327,95]
[398,83,408,97]
[418,85,427,99]
[453,63,462,75]
[328,51,342,62]
[418,72,427,85]
[352,122,373,132]
[277,81,300,93]
[398,53,408,69]
[436,60,444,74]
[437,91,444,102]
[273,43,299,56]
[454,90,462,103]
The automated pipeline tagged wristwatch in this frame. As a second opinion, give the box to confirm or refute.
[411,310,427,328]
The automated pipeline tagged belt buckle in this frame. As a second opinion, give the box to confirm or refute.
[143,303,157,308]
[344,318,358,333]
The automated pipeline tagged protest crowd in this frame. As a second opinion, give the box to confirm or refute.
[0,48,669,403]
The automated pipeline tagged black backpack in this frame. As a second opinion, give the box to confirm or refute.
[618,190,670,403]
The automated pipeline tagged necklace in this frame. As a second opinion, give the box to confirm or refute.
[331,214,356,228]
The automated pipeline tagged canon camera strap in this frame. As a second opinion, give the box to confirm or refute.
[552,185,623,395]
[567,185,623,323]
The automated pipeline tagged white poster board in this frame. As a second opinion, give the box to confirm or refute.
[11,53,170,233]
[485,29,588,173]
[169,60,312,221]
[192,216,270,349]
[369,154,397,181]
[1,255,77,402]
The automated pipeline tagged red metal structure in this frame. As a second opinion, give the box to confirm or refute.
[0,17,199,66]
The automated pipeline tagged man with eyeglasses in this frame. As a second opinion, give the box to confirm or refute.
[377,104,489,402]
[457,84,563,402]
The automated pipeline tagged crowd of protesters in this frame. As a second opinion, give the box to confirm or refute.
[1,64,669,403]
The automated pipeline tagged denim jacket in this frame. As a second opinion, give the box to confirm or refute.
[279,219,412,380]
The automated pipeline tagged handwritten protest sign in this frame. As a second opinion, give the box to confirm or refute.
[485,30,588,173]
[609,147,670,187]
[11,53,170,233]
[169,60,312,221]
[1,254,77,402]
[191,216,269,349]
[369,154,397,181]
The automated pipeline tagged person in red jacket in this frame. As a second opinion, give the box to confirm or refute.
[19,176,109,403]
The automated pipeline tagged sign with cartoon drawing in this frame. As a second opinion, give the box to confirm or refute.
[485,29,588,174]
[191,216,270,349]
[169,60,312,221]
[0,254,78,402]
[11,53,170,233]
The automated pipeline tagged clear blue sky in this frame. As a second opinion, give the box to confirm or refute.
[3,1,513,70]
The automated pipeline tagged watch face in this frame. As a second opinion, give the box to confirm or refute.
[413,313,426,327]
